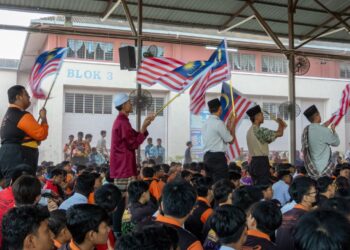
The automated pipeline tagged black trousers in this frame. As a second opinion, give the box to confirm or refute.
[250,156,271,185]
[0,144,38,186]
[204,152,228,183]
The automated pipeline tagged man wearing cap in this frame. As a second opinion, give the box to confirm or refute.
[110,93,155,192]
[302,105,340,179]
[246,105,286,185]
[202,98,236,182]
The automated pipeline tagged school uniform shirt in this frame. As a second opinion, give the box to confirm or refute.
[203,115,233,153]
[244,229,278,250]
[143,177,162,201]
[247,125,276,157]
[110,112,148,179]
[272,180,291,206]
[276,204,309,250]
[185,197,213,241]
[156,214,203,250]
[308,123,340,173]
[59,192,88,210]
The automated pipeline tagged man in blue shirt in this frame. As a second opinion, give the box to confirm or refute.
[154,138,165,164]
[59,172,95,210]
[272,170,292,206]
[144,137,154,160]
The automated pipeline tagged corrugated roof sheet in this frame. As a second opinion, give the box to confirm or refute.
[1,0,350,43]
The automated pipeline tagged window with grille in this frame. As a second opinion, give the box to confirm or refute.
[340,63,350,78]
[232,53,256,72]
[65,93,112,114]
[262,55,288,74]
[262,102,289,120]
[67,39,114,61]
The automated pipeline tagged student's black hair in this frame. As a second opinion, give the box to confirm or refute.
[294,209,350,250]
[232,186,263,212]
[228,171,242,181]
[61,161,71,167]
[74,172,96,197]
[100,130,106,135]
[296,165,307,175]
[116,225,178,250]
[160,164,170,174]
[104,168,113,183]
[76,164,87,173]
[189,162,199,172]
[7,85,25,104]
[162,180,197,218]
[288,176,316,203]
[228,162,241,174]
[127,181,149,204]
[181,170,192,179]
[193,176,213,197]
[50,168,66,178]
[95,184,122,212]
[319,197,350,218]
[12,175,41,206]
[152,164,163,173]
[142,167,155,178]
[66,204,109,244]
[277,170,291,180]
[85,133,92,139]
[316,176,333,194]
[77,131,84,137]
[10,163,35,184]
[48,209,67,237]
[213,179,235,203]
[335,176,350,190]
[250,201,282,235]
[2,205,50,250]
[256,184,272,192]
[210,205,246,245]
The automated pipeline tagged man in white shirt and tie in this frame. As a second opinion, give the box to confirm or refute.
[203,98,236,182]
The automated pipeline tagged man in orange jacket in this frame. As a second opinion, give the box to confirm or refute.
[0,85,48,185]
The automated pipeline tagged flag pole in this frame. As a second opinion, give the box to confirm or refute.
[155,89,184,117]
[224,39,236,118]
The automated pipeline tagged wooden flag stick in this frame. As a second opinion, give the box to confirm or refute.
[155,90,184,117]
[229,79,236,118]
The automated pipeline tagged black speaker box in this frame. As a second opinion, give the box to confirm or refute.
[119,46,136,70]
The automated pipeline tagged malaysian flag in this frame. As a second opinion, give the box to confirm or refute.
[29,47,67,99]
[220,82,254,160]
[326,84,350,126]
[136,40,230,103]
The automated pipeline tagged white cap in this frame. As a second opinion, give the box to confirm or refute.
[113,93,129,107]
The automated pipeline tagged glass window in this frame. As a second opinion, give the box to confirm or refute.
[103,95,112,114]
[262,55,288,74]
[340,63,350,78]
[66,39,113,61]
[84,94,93,114]
[232,53,256,72]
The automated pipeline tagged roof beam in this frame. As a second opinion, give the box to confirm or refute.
[314,0,350,32]
[219,2,249,31]
[296,16,350,49]
[121,0,137,36]
[237,0,350,16]
[301,4,350,39]
[246,0,287,52]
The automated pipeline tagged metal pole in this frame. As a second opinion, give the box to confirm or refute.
[136,0,143,165]
[288,0,296,165]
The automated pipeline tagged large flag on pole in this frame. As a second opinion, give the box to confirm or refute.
[190,40,231,114]
[29,47,67,99]
[136,40,230,104]
[220,82,254,161]
[326,84,350,126]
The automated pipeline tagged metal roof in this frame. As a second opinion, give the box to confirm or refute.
[1,0,350,44]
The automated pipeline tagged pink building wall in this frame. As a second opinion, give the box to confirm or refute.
[46,34,344,79]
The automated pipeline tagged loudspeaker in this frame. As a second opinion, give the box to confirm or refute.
[119,46,136,70]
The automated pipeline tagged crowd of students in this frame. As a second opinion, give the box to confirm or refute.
[0,159,350,250]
